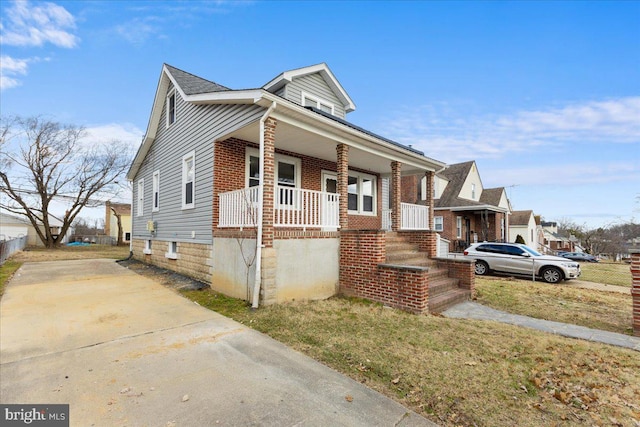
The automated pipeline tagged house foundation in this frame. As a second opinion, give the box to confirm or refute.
[631,250,640,337]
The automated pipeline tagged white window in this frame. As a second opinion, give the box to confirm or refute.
[144,239,152,255]
[165,241,178,259]
[471,183,476,199]
[246,148,301,206]
[152,170,160,212]
[137,179,144,216]
[167,90,176,126]
[182,151,195,209]
[434,216,443,232]
[301,91,335,115]
[347,171,377,215]
[456,216,462,238]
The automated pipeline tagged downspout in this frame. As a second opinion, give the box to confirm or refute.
[252,101,277,309]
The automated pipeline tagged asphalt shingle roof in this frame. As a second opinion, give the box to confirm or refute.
[510,210,533,226]
[165,64,230,95]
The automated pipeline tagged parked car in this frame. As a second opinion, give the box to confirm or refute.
[463,242,581,284]
[559,252,599,263]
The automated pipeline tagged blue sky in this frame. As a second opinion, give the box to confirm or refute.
[1,0,639,229]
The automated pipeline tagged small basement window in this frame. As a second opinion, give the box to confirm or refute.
[165,241,178,260]
[144,239,152,255]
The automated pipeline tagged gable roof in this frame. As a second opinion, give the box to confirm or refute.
[479,187,504,206]
[263,63,356,113]
[128,63,445,180]
[434,161,507,212]
[165,64,230,95]
[510,210,534,226]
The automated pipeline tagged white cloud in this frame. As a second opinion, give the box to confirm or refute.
[83,123,144,148]
[112,16,165,47]
[0,0,79,48]
[381,97,640,164]
[0,55,48,90]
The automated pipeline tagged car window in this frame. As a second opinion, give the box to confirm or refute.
[503,245,526,256]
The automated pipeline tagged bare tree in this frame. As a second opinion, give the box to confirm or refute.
[110,206,124,246]
[0,116,132,248]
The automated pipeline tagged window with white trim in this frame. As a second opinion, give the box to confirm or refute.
[434,216,444,232]
[152,170,160,212]
[167,90,176,126]
[137,179,144,216]
[144,239,152,254]
[246,148,301,206]
[301,91,335,115]
[471,183,476,200]
[347,171,377,215]
[165,241,178,259]
[456,216,463,238]
[182,151,195,209]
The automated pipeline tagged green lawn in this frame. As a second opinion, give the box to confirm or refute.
[579,261,632,287]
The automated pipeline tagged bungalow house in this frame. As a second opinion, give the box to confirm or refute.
[509,210,538,248]
[127,63,474,313]
[428,161,511,252]
[541,221,576,254]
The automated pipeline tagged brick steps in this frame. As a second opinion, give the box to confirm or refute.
[384,232,469,313]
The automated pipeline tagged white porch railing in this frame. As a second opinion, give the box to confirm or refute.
[218,187,339,229]
[382,204,429,230]
[382,209,392,231]
[218,186,260,228]
[275,187,339,229]
[401,202,429,230]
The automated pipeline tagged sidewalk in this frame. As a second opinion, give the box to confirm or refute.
[443,301,640,351]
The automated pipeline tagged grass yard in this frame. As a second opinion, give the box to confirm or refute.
[182,289,640,427]
[0,260,21,297]
[475,276,634,335]
[579,261,632,287]
[9,244,130,263]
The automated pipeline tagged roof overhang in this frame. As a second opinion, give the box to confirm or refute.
[434,204,509,214]
[128,66,443,179]
[263,63,356,113]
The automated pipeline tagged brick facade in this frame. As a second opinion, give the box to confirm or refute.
[631,250,640,337]
[391,161,401,232]
[213,137,382,232]
[339,229,430,314]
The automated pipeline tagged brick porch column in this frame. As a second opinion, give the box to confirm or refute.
[425,171,434,230]
[337,144,349,229]
[391,161,401,231]
[631,250,640,337]
[262,117,277,248]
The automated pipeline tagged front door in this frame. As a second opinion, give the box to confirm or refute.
[322,172,339,230]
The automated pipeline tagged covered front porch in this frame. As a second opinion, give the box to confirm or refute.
[210,101,448,309]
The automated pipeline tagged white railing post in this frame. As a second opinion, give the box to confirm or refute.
[219,187,339,229]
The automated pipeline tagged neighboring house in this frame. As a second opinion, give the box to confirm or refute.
[0,212,32,242]
[127,63,474,313]
[105,201,132,243]
[429,161,511,252]
[541,221,576,254]
[509,210,538,248]
[0,211,71,246]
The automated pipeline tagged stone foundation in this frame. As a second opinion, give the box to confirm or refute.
[132,239,212,284]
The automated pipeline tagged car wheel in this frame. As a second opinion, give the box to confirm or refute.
[475,261,490,276]
[541,267,563,284]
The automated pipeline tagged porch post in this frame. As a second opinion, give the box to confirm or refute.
[391,161,401,231]
[425,171,434,230]
[262,117,277,247]
[337,144,349,229]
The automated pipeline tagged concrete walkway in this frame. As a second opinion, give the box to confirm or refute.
[443,301,640,351]
[1,259,435,426]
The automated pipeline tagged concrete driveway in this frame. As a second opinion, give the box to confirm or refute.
[0,259,435,426]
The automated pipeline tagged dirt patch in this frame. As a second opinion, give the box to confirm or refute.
[116,259,209,292]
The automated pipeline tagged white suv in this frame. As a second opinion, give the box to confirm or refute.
[464,243,581,284]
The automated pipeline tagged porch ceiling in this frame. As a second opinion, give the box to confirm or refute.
[227,118,433,176]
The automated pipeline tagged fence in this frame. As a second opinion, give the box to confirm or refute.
[0,236,27,265]
[70,235,116,245]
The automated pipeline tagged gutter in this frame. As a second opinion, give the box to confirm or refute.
[252,101,277,309]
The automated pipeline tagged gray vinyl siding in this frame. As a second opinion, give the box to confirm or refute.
[284,73,346,119]
[132,84,264,243]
